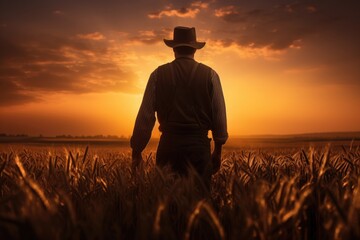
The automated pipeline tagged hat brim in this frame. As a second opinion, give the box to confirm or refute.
[163,39,205,49]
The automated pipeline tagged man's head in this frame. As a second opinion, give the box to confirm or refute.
[164,26,205,50]
[173,46,196,56]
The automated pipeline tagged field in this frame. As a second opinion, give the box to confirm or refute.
[0,137,360,240]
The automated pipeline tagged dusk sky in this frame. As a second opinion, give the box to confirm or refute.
[1,0,359,137]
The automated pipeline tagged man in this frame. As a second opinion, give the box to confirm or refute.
[130,26,228,187]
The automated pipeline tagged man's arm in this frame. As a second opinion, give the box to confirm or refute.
[210,70,228,173]
[130,70,157,168]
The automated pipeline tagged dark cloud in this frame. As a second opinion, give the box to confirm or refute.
[0,0,168,34]
[210,0,360,87]
[214,1,340,50]
[0,32,139,107]
[0,78,39,106]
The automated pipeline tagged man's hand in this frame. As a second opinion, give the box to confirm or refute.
[132,150,143,171]
[211,142,223,175]
[211,151,221,174]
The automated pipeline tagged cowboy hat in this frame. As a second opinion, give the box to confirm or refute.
[164,26,205,49]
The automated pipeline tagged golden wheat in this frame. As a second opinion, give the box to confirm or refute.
[0,143,359,239]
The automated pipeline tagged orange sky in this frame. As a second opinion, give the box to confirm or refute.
[1,0,360,137]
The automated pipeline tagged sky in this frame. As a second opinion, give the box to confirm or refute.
[0,0,360,137]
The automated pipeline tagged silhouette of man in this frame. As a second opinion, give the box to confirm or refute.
[130,26,228,187]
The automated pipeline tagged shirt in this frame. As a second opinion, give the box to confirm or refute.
[131,58,228,153]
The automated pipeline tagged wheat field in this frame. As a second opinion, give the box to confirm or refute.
[0,142,359,240]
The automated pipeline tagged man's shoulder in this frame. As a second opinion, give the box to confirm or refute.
[197,62,218,78]
[157,62,172,69]
[153,63,172,75]
[200,62,213,70]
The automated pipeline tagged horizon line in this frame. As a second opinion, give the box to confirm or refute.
[1,130,360,138]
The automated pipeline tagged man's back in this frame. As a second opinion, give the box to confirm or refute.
[156,58,213,133]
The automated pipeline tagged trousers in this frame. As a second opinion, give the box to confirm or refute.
[156,133,213,189]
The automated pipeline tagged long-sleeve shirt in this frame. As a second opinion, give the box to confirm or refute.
[130,58,228,153]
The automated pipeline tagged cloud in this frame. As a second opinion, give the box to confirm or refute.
[0,33,139,106]
[128,29,171,45]
[214,6,235,17]
[148,1,208,19]
[213,2,338,50]
[0,76,39,106]
[77,32,106,41]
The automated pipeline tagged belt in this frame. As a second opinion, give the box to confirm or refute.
[161,125,208,136]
